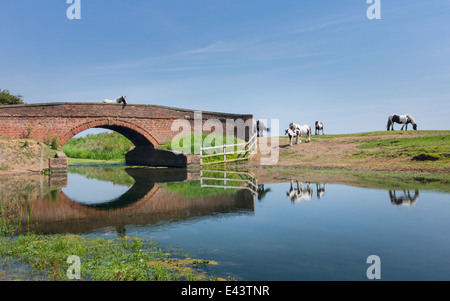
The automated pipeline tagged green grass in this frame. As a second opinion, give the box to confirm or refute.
[63,132,250,165]
[0,234,221,281]
[159,133,251,164]
[355,135,450,160]
[63,132,134,161]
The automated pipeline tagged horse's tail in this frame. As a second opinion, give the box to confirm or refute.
[387,115,392,131]
[266,127,271,132]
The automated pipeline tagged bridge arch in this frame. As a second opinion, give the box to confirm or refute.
[60,118,159,148]
[59,118,187,167]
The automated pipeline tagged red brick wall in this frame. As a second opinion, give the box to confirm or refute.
[0,103,254,147]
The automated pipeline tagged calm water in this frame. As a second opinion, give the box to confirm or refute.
[3,166,450,280]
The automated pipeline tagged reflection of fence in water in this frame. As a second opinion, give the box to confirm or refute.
[200,170,258,195]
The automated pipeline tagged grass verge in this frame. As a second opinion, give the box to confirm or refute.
[159,133,251,164]
[63,132,134,161]
[0,234,223,281]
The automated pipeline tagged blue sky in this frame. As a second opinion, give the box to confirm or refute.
[1,0,449,135]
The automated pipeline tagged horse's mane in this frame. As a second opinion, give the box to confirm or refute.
[406,114,416,125]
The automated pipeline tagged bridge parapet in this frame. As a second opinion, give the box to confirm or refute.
[0,102,254,167]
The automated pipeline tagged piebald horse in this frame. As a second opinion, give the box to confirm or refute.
[387,114,417,131]
[103,96,128,106]
[315,121,324,135]
[289,122,311,143]
[285,128,300,145]
[256,120,271,137]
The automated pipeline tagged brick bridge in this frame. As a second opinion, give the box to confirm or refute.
[0,102,254,167]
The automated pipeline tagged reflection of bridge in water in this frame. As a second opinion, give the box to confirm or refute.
[11,169,424,235]
[22,168,255,235]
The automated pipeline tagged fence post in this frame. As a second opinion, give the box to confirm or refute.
[223,145,226,163]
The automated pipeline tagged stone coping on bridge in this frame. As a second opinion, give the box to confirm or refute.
[0,102,253,119]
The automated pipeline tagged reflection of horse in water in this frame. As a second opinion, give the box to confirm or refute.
[389,190,419,207]
[316,183,325,199]
[257,184,271,201]
[286,181,313,203]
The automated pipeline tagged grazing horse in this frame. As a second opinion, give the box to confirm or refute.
[289,122,311,143]
[285,128,300,145]
[256,120,270,137]
[315,121,324,135]
[286,181,313,203]
[103,96,128,106]
[387,114,417,131]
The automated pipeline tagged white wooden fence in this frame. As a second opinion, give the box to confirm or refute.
[199,132,257,165]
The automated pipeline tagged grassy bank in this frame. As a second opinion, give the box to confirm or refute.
[63,132,134,161]
[159,133,251,164]
[0,138,58,174]
[0,234,222,281]
[63,132,251,165]
[254,130,450,175]
[354,134,449,160]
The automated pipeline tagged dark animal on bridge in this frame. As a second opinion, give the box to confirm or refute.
[315,121,324,135]
[103,96,127,108]
[256,120,270,137]
[387,114,417,131]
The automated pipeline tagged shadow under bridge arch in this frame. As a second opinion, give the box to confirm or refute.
[61,119,188,167]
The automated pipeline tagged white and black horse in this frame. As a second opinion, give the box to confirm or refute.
[387,114,417,131]
[285,128,300,145]
[289,122,311,143]
[315,121,324,135]
[256,120,270,137]
[103,96,128,106]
